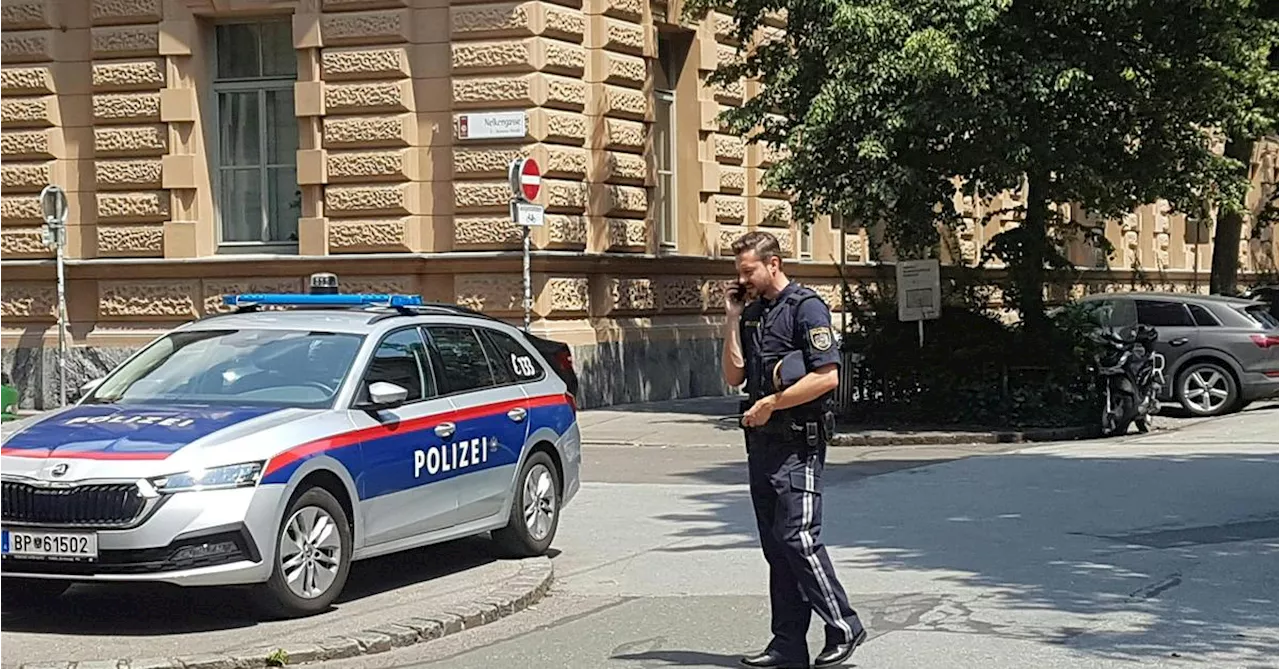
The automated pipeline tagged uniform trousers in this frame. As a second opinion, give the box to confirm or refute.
[746,429,863,662]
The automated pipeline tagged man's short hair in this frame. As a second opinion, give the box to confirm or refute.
[731,230,781,263]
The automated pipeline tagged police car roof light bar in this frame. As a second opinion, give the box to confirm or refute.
[222,293,425,308]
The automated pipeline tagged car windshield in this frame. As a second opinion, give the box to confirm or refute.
[86,329,365,409]
[1242,304,1278,329]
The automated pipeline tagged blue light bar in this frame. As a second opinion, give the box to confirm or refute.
[222,293,424,307]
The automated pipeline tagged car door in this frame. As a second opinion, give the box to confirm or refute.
[1133,298,1200,396]
[424,325,530,525]
[351,326,460,547]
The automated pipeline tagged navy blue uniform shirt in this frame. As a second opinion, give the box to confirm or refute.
[740,283,841,405]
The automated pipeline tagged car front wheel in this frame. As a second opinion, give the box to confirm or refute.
[255,486,352,619]
[1175,362,1239,417]
[492,450,560,558]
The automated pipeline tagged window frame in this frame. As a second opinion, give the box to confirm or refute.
[208,18,300,253]
[1186,303,1222,327]
[653,33,680,250]
[350,326,438,409]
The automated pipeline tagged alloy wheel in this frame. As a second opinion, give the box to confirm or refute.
[1181,367,1231,414]
[279,506,343,599]
[522,463,557,541]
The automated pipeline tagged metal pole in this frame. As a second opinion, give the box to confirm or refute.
[522,223,531,332]
[56,236,67,406]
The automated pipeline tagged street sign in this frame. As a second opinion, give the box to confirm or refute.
[508,157,541,202]
[512,201,545,227]
[457,111,527,140]
[897,259,941,322]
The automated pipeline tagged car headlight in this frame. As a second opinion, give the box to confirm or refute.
[148,461,264,494]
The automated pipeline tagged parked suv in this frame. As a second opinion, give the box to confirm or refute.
[0,283,582,617]
[1078,292,1278,416]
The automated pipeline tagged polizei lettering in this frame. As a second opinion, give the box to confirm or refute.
[64,415,196,428]
[414,437,490,477]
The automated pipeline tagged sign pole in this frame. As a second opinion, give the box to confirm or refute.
[40,185,70,407]
[522,223,531,332]
[507,157,543,332]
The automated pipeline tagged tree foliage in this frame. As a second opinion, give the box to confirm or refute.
[685,0,1278,323]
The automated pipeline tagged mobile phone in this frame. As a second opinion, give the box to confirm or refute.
[729,283,746,303]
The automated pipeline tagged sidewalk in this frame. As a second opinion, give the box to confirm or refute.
[576,395,1098,447]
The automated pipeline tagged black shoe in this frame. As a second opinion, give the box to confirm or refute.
[740,649,809,669]
[814,628,868,668]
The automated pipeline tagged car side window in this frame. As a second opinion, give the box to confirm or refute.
[425,326,496,395]
[1097,298,1137,327]
[1136,299,1194,327]
[481,329,544,383]
[1186,304,1220,326]
[362,328,434,403]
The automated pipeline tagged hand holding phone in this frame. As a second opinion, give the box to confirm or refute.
[725,281,747,318]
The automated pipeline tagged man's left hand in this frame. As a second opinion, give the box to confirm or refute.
[743,395,777,427]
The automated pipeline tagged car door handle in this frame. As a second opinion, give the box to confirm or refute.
[1170,337,1188,346]
[507,407,527,422]
[435,422,456,439]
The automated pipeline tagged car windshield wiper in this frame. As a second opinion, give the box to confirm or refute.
[82,396,119,405]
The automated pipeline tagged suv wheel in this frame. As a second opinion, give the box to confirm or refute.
[492,451,560,558]
[255,486,352,619]
[1,578,69,608]
[1175,362,1238,417]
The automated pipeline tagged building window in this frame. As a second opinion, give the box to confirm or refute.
[212,20,300,247]
[654,33,686,249]
[800,223,813,258]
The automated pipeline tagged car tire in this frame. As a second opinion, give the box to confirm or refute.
[255,486,353,619]
[1,578,69,608]
[492,450,560,558]
[1175,361,1239,417]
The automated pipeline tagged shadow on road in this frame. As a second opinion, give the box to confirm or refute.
[611,650,746,667]
[1,535,504,636]
[650,442,1279,665]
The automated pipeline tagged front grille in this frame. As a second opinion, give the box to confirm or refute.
[1,481,147,527]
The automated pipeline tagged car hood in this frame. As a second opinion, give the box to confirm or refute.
[0,404,302,461]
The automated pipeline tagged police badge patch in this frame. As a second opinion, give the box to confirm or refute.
[809,326,833,351]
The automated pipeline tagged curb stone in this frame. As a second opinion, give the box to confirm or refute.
[14,556,553,669]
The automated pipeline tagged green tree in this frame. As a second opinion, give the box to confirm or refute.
[686,0,1278,328]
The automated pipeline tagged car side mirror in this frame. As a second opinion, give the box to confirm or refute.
[366,381,409,408]
[75,377,104,400]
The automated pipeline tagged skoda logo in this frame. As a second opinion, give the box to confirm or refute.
[50,463,69,477]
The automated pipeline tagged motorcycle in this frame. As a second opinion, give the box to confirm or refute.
[1092,324,1161,437]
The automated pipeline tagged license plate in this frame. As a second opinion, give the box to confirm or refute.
[1,528,98,561]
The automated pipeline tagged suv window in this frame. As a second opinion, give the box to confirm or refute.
[481,329,544,383]
[1136,299,1194,327]
[426,326,496,395]
[1186,304,1220,326]
[364,328,434,403]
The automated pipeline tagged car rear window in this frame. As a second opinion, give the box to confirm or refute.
[1242,305,1278,329]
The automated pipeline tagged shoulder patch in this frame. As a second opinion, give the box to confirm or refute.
[808,326,834,351]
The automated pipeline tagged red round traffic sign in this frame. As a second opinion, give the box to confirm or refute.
[519,158,541,201]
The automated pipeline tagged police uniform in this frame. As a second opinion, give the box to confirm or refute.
[740,283,865,667]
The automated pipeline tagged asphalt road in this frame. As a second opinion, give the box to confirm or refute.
[315,404,1279,669]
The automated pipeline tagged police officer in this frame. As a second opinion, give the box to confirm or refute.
[721,230,867,669]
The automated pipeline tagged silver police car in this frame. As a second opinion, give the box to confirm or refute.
[1,280,581,617]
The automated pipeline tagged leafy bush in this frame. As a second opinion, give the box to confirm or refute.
[837,276,1104,428]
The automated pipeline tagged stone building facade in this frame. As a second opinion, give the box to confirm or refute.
[1,0,1277,409]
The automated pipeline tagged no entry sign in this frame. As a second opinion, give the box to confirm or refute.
[508,158,541,202]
